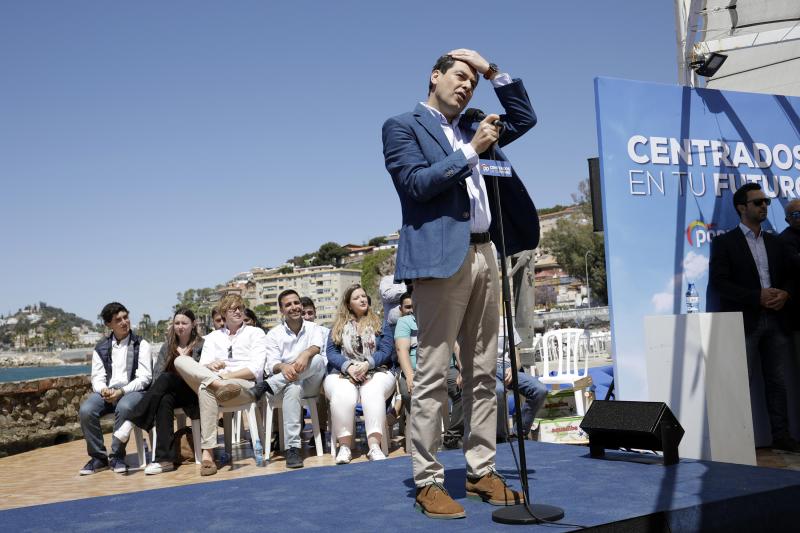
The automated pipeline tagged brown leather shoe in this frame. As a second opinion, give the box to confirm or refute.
[200,459,217,476]
[465,470,523,506]
[414,483,466,519]
[213,383,242,402]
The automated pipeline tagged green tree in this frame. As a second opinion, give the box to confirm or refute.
[289,253,313,267]
[368,236,387,247]
[361,249,396,305]
[540,181,607,304]
[313,242,348,266]
[254,304,274,319]
[174,287,216,316]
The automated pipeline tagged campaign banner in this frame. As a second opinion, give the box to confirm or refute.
[595,77,800,400]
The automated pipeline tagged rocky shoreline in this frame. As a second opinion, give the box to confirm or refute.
[0,349,92,368]
[0,354,67,367]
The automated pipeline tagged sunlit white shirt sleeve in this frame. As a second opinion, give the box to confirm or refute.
[90,350,106,393]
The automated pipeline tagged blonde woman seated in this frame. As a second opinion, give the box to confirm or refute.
[324,284,397,464]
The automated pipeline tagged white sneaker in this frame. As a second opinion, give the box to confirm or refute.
[144,462,175,475]
[113,421,134,444]
[367,447,386,461]
[335,445,352,464]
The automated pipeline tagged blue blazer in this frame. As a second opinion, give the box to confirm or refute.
[382,79,540,281]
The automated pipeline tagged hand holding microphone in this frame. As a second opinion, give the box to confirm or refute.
[465,108,504,154]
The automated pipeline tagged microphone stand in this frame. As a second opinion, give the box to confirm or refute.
[488,142,565,525]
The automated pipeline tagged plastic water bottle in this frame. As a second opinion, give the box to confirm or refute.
[254,440,264,467]
[686,283,700,314]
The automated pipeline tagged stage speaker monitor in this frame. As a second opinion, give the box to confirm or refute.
[579,400,684,466]
[587,157,603,233]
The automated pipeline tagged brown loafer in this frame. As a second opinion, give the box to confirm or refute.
[465,470,523,506]
[213,383,242,403]
[200,459,217,476]
[414,483,465,519]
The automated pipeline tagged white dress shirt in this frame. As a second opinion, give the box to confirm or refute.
[91,335,152,394]
[200,324,268,382]
[739,223,772,288]
[420,72,512,233]
[264,319,326,375]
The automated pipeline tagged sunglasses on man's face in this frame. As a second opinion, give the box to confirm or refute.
[788,211,800,220]
[746,198,771,207]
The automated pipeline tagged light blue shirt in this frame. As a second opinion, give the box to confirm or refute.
[394,314,418,369]
[739,223,772,289]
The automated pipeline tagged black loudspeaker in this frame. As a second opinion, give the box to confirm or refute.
[579,400,684,466]
[587,157,603,233]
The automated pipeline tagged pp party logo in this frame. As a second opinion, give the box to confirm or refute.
[686,220,725,247]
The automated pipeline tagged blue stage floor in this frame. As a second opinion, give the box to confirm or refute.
[4,441,800,532]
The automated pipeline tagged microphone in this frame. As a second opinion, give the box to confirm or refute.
[463,108,505,132]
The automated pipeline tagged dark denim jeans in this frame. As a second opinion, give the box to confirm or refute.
[745,313,791,440]
[79,390,144,461]
[495,363,547,438]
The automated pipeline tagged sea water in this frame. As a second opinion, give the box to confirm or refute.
[0,365,90,383]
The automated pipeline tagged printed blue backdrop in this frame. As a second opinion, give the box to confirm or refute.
[595,77,800,400]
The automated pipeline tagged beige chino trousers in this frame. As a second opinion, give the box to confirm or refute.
[410,241,499,486]
[174,356,257,450]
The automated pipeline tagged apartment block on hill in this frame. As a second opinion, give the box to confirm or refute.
[217,265,361,327]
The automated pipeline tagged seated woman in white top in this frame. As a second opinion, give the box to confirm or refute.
[324,284,397,464]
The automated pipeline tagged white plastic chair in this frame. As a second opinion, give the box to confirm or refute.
[263,395,324,461]
[220,400,266,465]
[538,328,591,415]
[149,407,202,464]
[231,411,246,443]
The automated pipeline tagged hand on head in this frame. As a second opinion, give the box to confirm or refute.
[447,49,490,75]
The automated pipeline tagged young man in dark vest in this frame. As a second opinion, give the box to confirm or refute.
[79,302,152,474]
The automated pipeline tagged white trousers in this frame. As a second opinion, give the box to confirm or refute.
[324,371,396,441]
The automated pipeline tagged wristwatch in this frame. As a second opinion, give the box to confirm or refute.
[484,63,499,80]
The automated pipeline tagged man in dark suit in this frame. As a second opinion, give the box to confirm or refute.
[709,182,800,452]
[382,49,539,518]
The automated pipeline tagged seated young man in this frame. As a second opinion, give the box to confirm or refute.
[300,296,330,448]
[211,307,224,331]
[173,294,267,476]
[496,325,547,441]
[79,302,152,475]
[252,290,326,468]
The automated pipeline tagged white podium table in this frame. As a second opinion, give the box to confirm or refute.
[644,312,756,465]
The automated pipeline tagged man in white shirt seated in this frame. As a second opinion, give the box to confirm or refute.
[79,302,152,475]
[173,294,267,476]
[301,296,330,449]
[252,290,326,468]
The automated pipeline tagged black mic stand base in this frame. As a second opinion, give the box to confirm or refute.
[487,141,566,526]
[492,504,565,525]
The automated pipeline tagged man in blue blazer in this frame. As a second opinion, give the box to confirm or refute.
[382,49,539,519]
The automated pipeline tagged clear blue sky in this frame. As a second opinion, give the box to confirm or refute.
[0,1,678,324]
